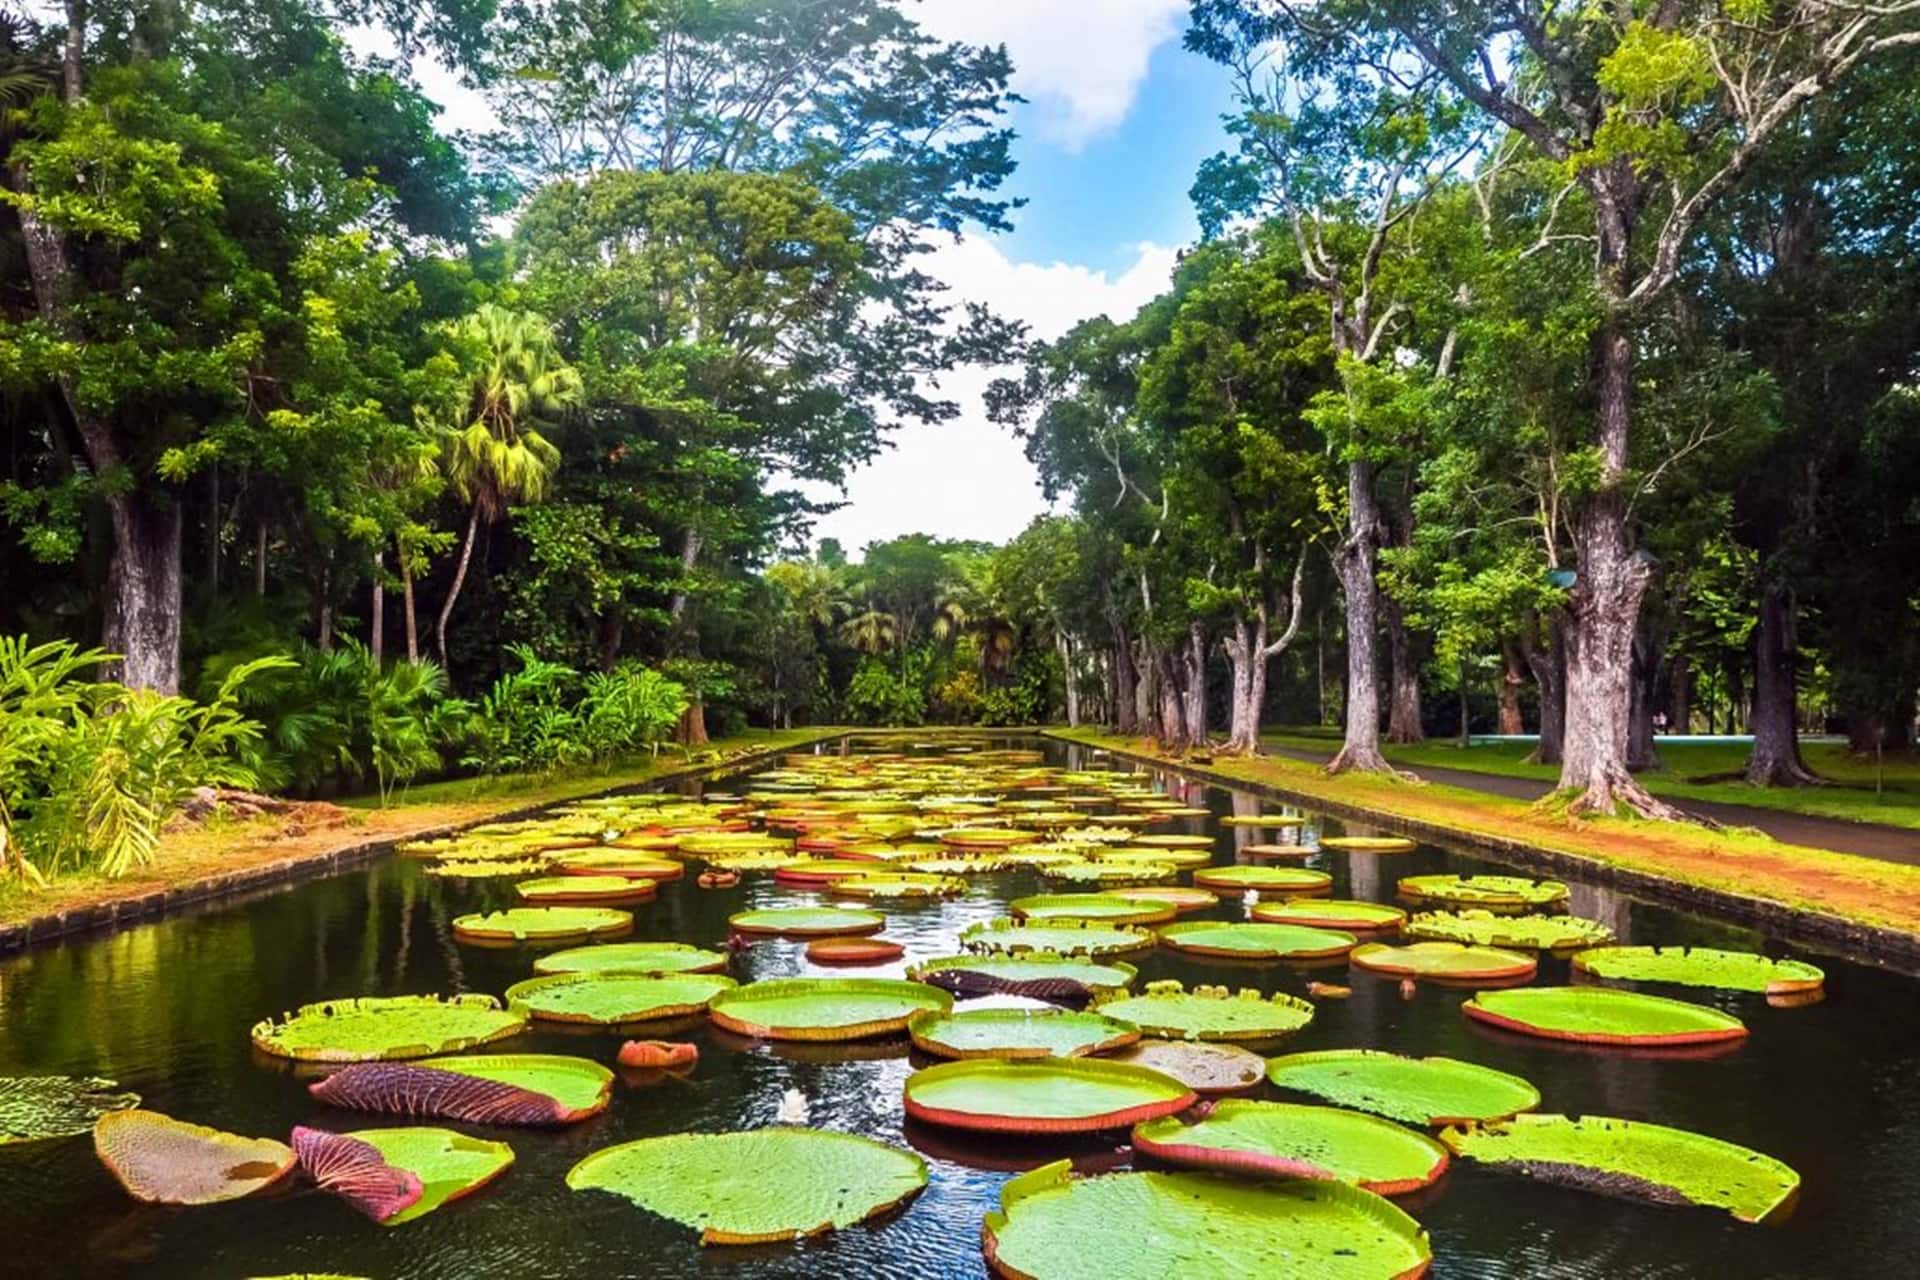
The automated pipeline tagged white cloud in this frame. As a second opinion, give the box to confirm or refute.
[914,0,1190,148]
[803,236,1181,556]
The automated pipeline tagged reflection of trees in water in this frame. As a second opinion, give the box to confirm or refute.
[1568,882,1631,938]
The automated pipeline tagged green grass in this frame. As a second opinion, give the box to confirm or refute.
[1261,728,1920,831]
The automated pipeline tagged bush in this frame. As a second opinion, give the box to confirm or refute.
[844,656,926,726]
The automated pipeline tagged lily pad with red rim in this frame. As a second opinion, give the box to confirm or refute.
[93,1110,295,1205]
[960,918,1155,959]
[830,872,967,899]
[1321,836,1418,852]
[451,907,634,945]
[566,1127,927,1245]
[773,858,893,886]
[1108,1041,1267,1094]
[1093,981,1315,1043]
[310,1053,613,1125]
[903,1057,1194,1134]
[708,977,951,1041]
[514,875,657,907]
[806,936,906,965]
[1239,842,1320,859]
[1405,911,1614,952]
[298,1126,513,1225]
[1191,865,1333,896]
[1010,894,1176,926]
[727,907,886,938]
[533,941,728,977]
[551,850,686,880]
[1463,986,1748,1046]
[505,972,737,1026]
[251,995,528,1063]
[1350,941,1538,985]
[1570,945,1825,995]
[1254,899,1406,932]
[908,953,1139,1002]
[1039,860,1181,886]
[906,1007,1142,1060]
[1264,1050,1540,1126]
[1156,921,1357,962]
[1396,874,1568,912]
[1111,885,1217,913]
[1133,1100,1450,1194]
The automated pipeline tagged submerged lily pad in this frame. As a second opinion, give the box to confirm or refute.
[94,1110,295,1205]
[451,907,634,945]
[1191,866,1333,896]
[311,1054,613,1125]
[1463,987,1747,1046]
[1095,982,1315,1043]
[1397,874,1568,911]
[567,1127,928,1245]
[1157,921,1357,962]
[251,995,528,1063]
[708,977,950,1041]
[908,953,1139,1001]
[1253,899,1406,932]
[907,1008,1141,1060]
[1109,1041,1267,1095]
[983,1161,1432,1280]
[505,973,738,1026]
[1572,946,1825,995]
[1350,941,1537,984]
[1133,1100,1449,1194]
[1265,1050,1541,1126]
[0,1076,139,1144]
[904,1058,1194,1133]
[727,907,886,938]
[1439,1114,1799,1223]
[1011,893,1177,926]
[960,918,1155,959]
[1406,911,1614,952]
[533,941,729,977]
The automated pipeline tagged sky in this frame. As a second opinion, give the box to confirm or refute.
[400,1,1237,560]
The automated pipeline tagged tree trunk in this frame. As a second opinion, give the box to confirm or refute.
[1385,599,1425,743]
[1627,622,1661,772]
[255,520,268,596]
[206,463,220,593]
[400,545,419,663]
[370,551,385,667]
[1520,612,1568,765]
[1329,461,1393,773]
[679,702,710,746]
[1056,631,1081,726]
[1182,621,1208,747]
[102,488,184,693]
[317,564,334,653]
[1158,651,1189,751]
[436,507,480,666]
[1224,614,1258,753]
[1112,632,1137,734]
[1133,638,1158,739]
[1497,639,1526,735]
[1746,584,1819,785]
[1457,657,1471,748]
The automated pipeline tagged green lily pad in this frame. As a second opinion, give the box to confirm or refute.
[906,1008,1142,1059]
[1095,981,1315,1043]
[354,1127,515,1225]
[1092,845,1214,868]
[1011,893,1177,926]
[983,1161,1432,1280]
[0,1076,139,1144]
[1439,1114,1799,1223]
[1406,911,1614,952]
[423,858,548,879]
[312,1054,613,1125]
[1133,1100,1449,1194]
[727,907,886,937]
[505,973,738,1026]
[1156,922,1357,961]
[830,872,967,899]
[1397,874,1568,911]
[1111,885,1218,913]
[1351,941,1537,984]
[567,1127,927,1245]
[960,918,1155,958]
[1191,865,1333,896]
[907,953,1139,996]
[550,849,685,879]
[1320,836,1417,852]
[451,907,634,945]
[1265,1050,1541,1126]
[1572,946,1825,995]
[708,977,951,1041]
[1253,899,1407,931]
[533,941,729,977]
[1463,987,1748,1046]
[251,995,528,1063]
[903,1058,1194,1133]
[1039,859,1180,886]
[514,875,656,906]
[1128,834,1215,849]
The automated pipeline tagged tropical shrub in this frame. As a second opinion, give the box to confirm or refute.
[580,664,689,761]
[845,657,926,726]
[459,644,584,774]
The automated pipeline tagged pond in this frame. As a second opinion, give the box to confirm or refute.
[1,735,1915,1278]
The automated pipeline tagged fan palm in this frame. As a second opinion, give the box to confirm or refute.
[432,305,583,664]
[841,607,898,657]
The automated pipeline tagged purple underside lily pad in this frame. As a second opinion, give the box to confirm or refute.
[309,1060,584,1127]
[293,1126,424,1222]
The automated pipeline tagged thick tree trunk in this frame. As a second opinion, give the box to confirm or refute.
[317,564,334,653]
[102,488,184,693]
[1329,461,1393,773]
[1133,639,1158,739]
[1224,615,1258,754]
[1182,622,1208,747]
[1158,652,1189,752]
[679,701,710,746]
[1057,632,1081,726]
[1498,639,1526,735]
[436,507,480,665]
[400,547,419,663]
[1112,632,1137,734]
[1385,599,1425,743]
[1746,584,1820,785]
[370,551,385,667]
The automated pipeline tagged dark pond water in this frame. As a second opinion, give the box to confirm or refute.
[1,736,1915,1278]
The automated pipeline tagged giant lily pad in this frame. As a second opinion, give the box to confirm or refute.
[774,858,894,885]
[515,875,657,907]
[831,872,967,899]
[1406,911,1613,952]
[1240,842,1320,859]
[298,1126,513,1225]
[533,941,728,977]
[1191,866,1333,896]
[1350,941,1537,984]
[1039,859,1180,886]
[727,907,886,938]
[423,858,548,879]
[1011,894,1177,926]
[1463,987,1747,1046]
[1,1076,139,1144]
[1396,875,1568,912]
[908,953,1139,1002]
[1439,1114,1798,1223]
[1320,836,1417,852]
[904,1058,1194,1133]
[1220,814,1304,828]
[94,1110,295,1205]
[1111,885,1218,913]
[1157,921,1357,962]
[310,1054,613,1125]
[251,995,528,1063]
[1571,946,1825,995]
[1092,845,1214,869]
[551,850,685,880]
[907,1008,1141,1060]
[291,1126,421,1222]
[1095,982,1315,1043]
[708,977,951,1041]
[1133,1100,1449,1195]
[1254,899,1406,932]
[1128,834,1215,850]
[566,1127,927,1245]
[1109,1041,1267,1095]
[451,907,633,945]
[961,918,1155,959]
[982,1160,1432,1280]
[506,973,738,1026]
[1264,1050,1540,1127]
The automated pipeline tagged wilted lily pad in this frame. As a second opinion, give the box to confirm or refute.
[567,1127,927,1245]
[251,995,528,1062]
[1133,1100,1450,1194]
[904,1058,1194,1133]
[1157,921,1357,962]
[708,977,950,1041]
[1095,981,1315,1043]
[1253,899,1406,932]
[907,1008,1141,1059]
[1439,1114,1798,1223]
[533,941,729,977]
[1463,987,1747,1046]
[1397,874,1568,912]
[299,1126,513,1225]
[1109,1040,1267,1095]
[94,1110,295,1205]
[727,907,886,937]
[1406,911,1614,952]
[960,918,1155,958]
[1265,1050,1540,1126]
[0,1076,139,1144]
[982,1161,1432,1280]
[908,953,1139,1001]
[505,973,737,1026]
[311,1054,613,1125]
[1011,893,1176,926]
[451,907,634,945]
[1572,946,1825,995]
[1191,865,1333,896]
[1351,941,1537,984]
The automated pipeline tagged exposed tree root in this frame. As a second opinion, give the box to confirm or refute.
[1325,746,1420,783]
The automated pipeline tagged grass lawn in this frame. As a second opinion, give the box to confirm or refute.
[1262,727,1920,831]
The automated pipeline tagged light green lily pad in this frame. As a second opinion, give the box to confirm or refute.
[907,1008,1141,1059]
[451,907,633,944]
[904,1058,1194,1133]
[416,1053,614,1119]
[1095,981,1315,1043]
[1011,894,1177,926]
[727,907,886,937]
[0,1076,140,1144]
[533,941,729,976]
[830,872,967,899]
[1156,922,1357,961]
[1039,860,1180,886]
[960,918,1155,958]
[907,953,1138,995]
[1191,866,1333,895]
[1351,941,1537,983]
[1265,1050,1541,1126]
[505,973,738,1026]
[1253,899,1407,931]
[1133,1100,1449,1193]
[1463,987,1748,1046]
[1397,874,1569,911]
[355,1127,515,1225]
[1406,910,1614,952]
[1571,946,1825,995]
[251,995,528,1063]
[708,977,951,1041]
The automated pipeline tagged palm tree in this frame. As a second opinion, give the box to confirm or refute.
[432,305,583,665]
[841,607,898,657]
